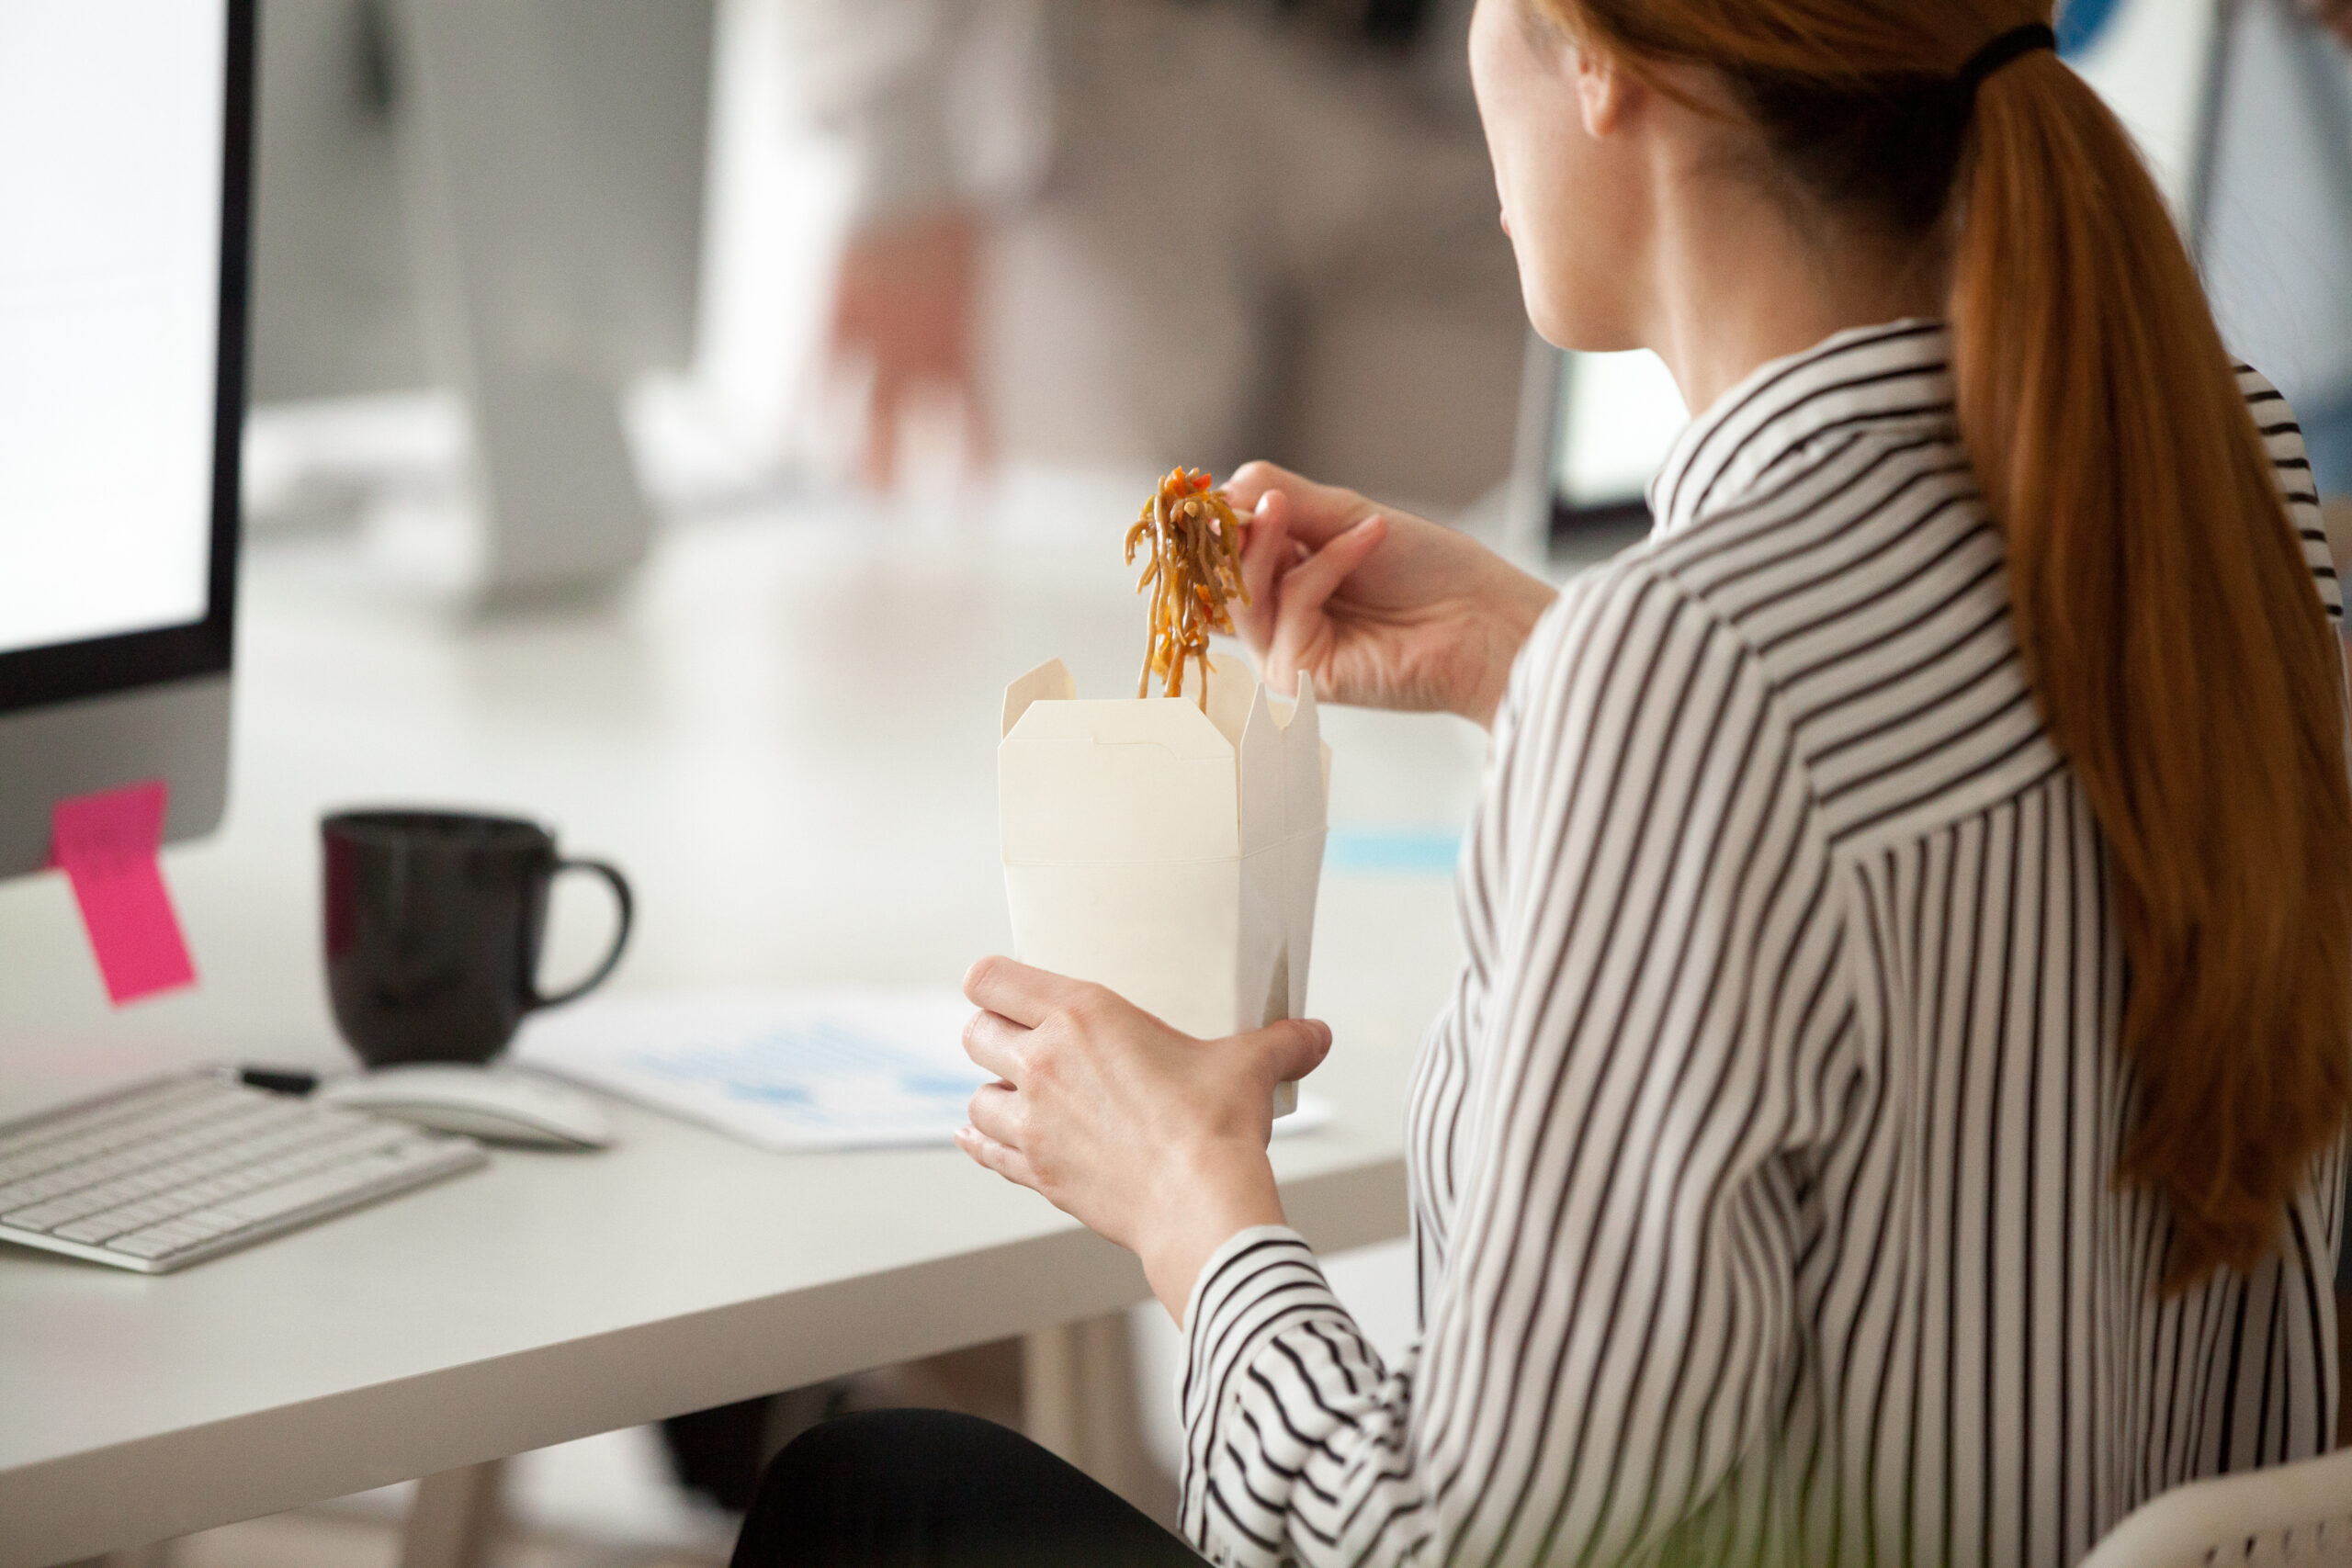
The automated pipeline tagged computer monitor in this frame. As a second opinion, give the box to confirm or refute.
[0,0,254,879]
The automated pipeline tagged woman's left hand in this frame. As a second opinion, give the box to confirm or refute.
[956,956,1333,1321]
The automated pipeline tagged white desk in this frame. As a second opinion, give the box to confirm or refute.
[0,478,1484,1566]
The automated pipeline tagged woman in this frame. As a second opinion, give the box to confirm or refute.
[735,1,2351,1562]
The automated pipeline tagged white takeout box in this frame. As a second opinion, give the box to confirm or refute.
[999,656,1329,1115]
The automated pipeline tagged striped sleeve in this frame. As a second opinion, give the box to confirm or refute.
[1178,558,1860,1566]
[2236,364,2341,625]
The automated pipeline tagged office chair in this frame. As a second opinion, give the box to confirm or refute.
[2078,1445,2352,1567]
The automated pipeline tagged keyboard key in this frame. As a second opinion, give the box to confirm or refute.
[54,1213,137,1244]
[0,1089,270,1185]
[216,1140,467,1225]
[108,1210,246,1259]
[0,1077,211,1167]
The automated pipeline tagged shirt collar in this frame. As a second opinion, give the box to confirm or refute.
[1646,319,1958,538]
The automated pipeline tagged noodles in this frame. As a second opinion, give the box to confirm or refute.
[1125,467,1249,704]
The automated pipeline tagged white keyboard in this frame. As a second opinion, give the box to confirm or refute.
[0,1071,487,1273]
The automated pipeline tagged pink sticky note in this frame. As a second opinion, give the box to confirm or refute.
[51,781,198,1006]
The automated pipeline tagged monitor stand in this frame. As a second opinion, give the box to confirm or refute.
[390,0,684,599]
[0,678,230,883]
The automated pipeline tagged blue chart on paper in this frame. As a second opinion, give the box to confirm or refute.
[626,1017,985,1109]
[513,990,989,1151]
[514,988,1340,1152]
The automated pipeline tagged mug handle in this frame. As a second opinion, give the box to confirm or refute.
[530,859,635,1009]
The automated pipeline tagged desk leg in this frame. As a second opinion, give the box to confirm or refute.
[400,1458,506,1568]
[1023,1313,1174,1525]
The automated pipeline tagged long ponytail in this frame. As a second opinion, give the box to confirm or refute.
[1953,48,2352,1288]
[1545,0,2352,1289]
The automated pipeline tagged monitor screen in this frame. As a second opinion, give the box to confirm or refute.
[1551,348,1687,538]
[0,0,240,674]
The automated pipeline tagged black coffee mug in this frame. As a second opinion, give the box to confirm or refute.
[322,809,634,1067]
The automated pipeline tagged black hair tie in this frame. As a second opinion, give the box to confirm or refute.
[1956,22,2058,96]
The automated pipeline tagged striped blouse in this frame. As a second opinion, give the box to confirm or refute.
[1178,321,2346,1568]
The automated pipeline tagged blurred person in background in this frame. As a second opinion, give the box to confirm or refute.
[789,0,1529,510]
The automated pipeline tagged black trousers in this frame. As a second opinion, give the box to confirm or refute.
[729,1408,1205,1568]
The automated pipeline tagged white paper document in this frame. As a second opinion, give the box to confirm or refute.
[514,988,1331,1153]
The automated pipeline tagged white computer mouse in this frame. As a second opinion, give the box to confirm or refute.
[321,1065,615,1149]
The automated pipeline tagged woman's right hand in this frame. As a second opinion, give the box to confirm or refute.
[1224,463,1556,728]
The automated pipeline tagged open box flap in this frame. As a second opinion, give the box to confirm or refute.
[1264,672,1329,839]
[1204,656,1254,750]
[1002,658,1078,738]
